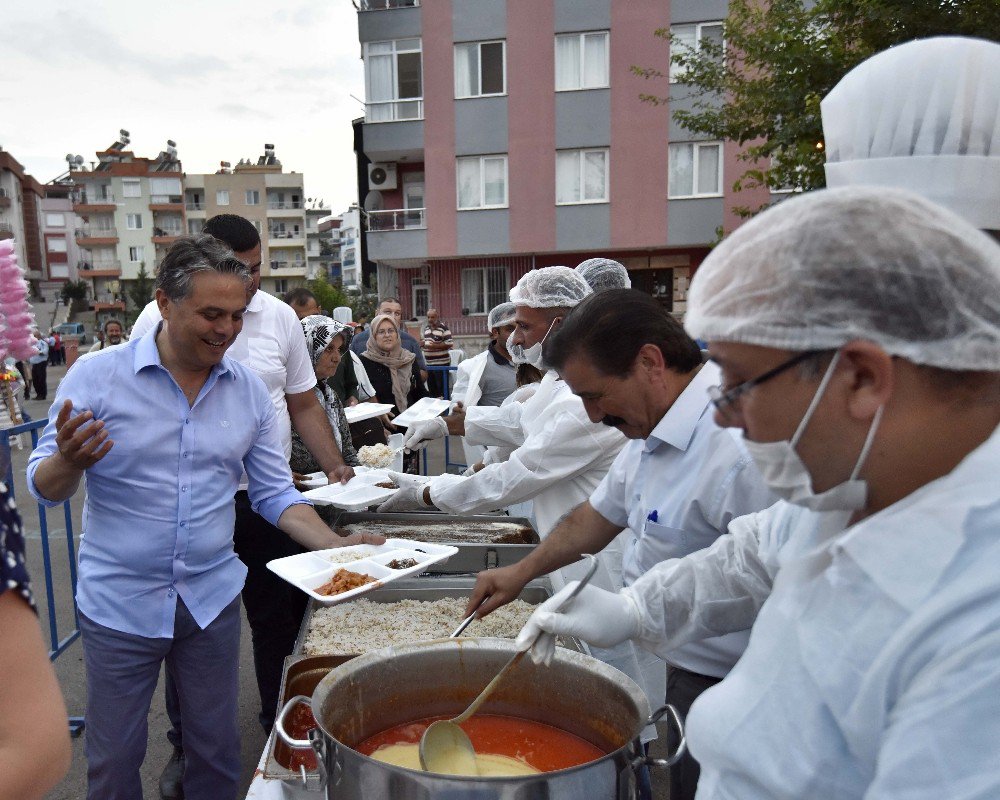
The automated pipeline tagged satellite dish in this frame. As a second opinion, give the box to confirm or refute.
[74,155,85,166]
[363,190,384,212]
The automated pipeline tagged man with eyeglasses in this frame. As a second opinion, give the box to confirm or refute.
[464,288,776,800]
[516,185,1000,799]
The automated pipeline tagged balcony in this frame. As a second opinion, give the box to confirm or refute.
[267,199,303,210]
[185,200,205,212]
[149,194,185,211]
[77,259,122,278]
[73,190,116,213]
[366,98,423,123]
[268,230,305,245]
[152,226,183,244]
[75,226,119,246]
[269,260,307,273]
[365,208,426,231]
[0,222,12,235]
[0,188,10,209]
[93,300,126,313]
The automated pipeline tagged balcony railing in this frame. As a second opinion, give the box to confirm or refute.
[365,208,427,231]
[75,226,118,239]
[268,230,304,239]
[77,259,121,271]
[185,200,204,211]
[150,194,183,205]
[153,227,183,238]
[365,98,424,123]
[73,190,115,205]
[267,200,304,210]
[359,0,419,9]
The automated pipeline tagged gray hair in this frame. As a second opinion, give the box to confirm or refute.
[155,235,252,301]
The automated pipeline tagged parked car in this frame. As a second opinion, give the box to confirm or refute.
[54,322,88,344]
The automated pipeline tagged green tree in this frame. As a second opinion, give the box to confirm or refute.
[636,0,1000,217]
[126,263,154,322]
[60,279,89,305]
[307,273,351,314]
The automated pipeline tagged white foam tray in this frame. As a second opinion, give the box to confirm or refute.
[344,402,395,423]
[389,397,452,428]
[302,478,399,511]
[267,538,459,606]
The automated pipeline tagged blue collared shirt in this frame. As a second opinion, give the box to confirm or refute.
[27,326,308,638]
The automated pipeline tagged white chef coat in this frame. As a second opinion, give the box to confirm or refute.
[130,292,315,462]
[430,377,625,540]
[462,370,564,451]
[590,362,776,679]
[627,424,1000,800]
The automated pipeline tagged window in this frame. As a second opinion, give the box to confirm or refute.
[216,190,230,206]
[122,179,142,198]
[668,142,724,198]
[555,31,609,91]
[364,39,423,122]
[556,148,609,204]
[253,220,262,234]
[245,189,260,205]
[129,246,145,263]
[456,155,508,209]
[461,266,509,315]
[454,41,505,98]
[45,213,65,227]
[126,213,143,230]
[670,22,724,83]
[274,279,288,294]
[47,237,67,253]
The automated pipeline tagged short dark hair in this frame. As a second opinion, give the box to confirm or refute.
[203,214,260,252]
[155,235,251,301]
[545,289,702,378]
[378,296,401,307]
[103,319,124,333]
[283,287,317,307]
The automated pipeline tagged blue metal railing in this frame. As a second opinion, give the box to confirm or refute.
[422,364,466,475]
[2,418,85,736]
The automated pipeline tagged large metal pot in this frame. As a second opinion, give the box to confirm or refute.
[276,637,684,799]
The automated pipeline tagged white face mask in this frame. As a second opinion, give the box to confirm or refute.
[507,317,558,370]
[741,350,884,517]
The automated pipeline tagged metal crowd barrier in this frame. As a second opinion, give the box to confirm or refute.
[1,418,85,736]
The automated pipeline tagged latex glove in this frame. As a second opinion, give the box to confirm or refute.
[514,583,642,666]
[462,463,478,477]
[402,417,448,452]
[376,472,432,513]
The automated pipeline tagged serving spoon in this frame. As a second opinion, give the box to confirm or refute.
[419,554,600,775]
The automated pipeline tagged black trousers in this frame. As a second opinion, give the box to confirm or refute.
[30,362,47,399]
[426,368,447,398]
[165,492,310,745]
[666,665,722,800]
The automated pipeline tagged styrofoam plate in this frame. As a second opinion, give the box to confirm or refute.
[344,403,395,423]
[390,397,452,428]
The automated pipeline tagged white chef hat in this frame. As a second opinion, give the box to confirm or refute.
[821,37,1000,230]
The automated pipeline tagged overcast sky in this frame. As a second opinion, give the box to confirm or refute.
[2,0,366,213]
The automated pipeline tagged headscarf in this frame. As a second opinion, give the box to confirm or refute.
[364,313,416,411]
[294,315,357,460]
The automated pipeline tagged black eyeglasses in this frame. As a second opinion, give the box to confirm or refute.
[708,350,826,414]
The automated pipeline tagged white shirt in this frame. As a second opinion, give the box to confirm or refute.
[628,425,1000,799]
[590,362,776,678]
[462,370,565,451]
[131,292,315,459]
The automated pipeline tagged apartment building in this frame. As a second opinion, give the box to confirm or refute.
[338,206,363,289]
[353,0,769,332]
[185,146,308,296]
[0,148,46,288]
[317,215,344,284]
[70,135,184,317]
[40,182,81,289]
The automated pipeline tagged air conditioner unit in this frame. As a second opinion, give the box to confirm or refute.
[367,162,398,190]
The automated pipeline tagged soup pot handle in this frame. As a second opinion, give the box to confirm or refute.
[642,704,687,768]
[276,695,315,750]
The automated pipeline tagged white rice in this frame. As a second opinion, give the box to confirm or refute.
[302,598,540,656]
[358,444,394,469]
[324,548,379,564]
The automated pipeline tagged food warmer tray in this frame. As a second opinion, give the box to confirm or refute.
[330,511,540,573]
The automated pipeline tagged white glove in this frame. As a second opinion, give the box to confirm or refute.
[383,470,425,490]
[374,471,431,513]
[514,582,642,666]
[402,417,448,452]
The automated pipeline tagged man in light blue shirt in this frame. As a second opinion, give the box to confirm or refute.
[27,236,381,800]
[467,289,775,800]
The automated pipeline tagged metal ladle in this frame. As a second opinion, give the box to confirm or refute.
[419,554,600,775]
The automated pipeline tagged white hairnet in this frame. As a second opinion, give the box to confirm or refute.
[487,302,516,330]
[685,186,1000,371]
[575,258,631,291]
[509,266,593,309]
[822,37,1000,230]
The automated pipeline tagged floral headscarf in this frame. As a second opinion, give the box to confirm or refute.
[300,314,353,368]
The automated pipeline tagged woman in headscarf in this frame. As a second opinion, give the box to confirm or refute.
[290,315,361,481]
[358,313,427,417]
[359,313,427,472]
